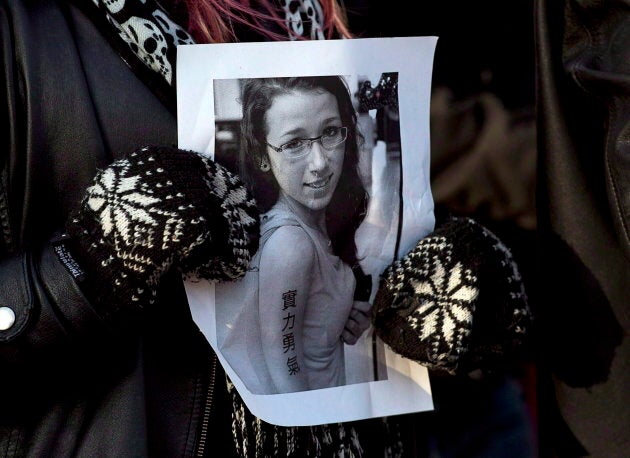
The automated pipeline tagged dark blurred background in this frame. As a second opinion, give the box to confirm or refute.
[346,1,539,457]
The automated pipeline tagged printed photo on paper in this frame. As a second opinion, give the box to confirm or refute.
[177,37,437,426]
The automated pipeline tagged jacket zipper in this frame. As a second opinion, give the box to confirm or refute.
[196,352,217,457]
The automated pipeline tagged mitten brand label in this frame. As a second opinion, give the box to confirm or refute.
[53,243,85,281]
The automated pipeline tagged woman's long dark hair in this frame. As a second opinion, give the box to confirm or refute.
[239,76,367,267]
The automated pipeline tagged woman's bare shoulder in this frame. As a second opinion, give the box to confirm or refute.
[260,225,315,269]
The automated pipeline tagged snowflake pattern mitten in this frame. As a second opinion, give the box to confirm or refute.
[64,146,259,319]
[372,216,531,375]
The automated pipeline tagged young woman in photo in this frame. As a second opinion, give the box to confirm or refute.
[218,76,371,394]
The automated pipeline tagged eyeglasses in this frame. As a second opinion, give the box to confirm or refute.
[266,126,348,158]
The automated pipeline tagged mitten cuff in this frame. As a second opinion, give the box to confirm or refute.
[58,234,155,322]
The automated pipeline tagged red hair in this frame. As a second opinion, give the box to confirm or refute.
[184,0,352,43]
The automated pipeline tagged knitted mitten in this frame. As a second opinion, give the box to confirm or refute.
[372,216,531,375]
[63,146,259,318]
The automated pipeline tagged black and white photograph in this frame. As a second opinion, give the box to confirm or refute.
[178,37,436,426]
[213,74,401,395]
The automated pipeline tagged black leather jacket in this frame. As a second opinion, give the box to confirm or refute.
[535,0,629,456]
[0,1,234,455]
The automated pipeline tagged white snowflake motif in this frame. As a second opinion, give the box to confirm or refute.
[408,255,479,363]
[86,161,161,248]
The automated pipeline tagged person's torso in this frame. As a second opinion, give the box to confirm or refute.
[260,201,356,389]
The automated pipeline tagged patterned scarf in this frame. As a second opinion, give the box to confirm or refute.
[227,379,406,458]
[89,0,327,86]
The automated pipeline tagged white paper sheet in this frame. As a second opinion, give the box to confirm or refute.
[177,37,437,426]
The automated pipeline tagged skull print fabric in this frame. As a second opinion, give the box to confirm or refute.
[90,0,328,87]
[92,0,195,84]
[280,0,325,40]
